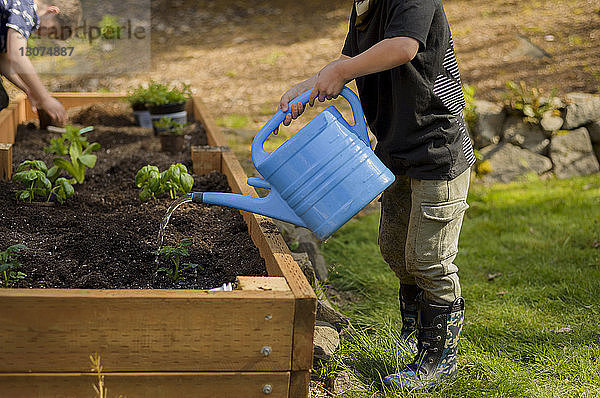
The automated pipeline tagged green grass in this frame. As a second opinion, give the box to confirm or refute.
[320,174,600,397]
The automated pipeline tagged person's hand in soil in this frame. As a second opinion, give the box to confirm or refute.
[39,96,67,126]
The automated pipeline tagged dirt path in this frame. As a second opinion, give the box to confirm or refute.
[37,0,600,133]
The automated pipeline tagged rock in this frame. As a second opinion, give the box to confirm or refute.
[540,110,564,133]
[587,121,600,145]
[333,369,367,394]
[472,100,505,147]
[291,252,316,287]
[290,228,329,282]
[273,220,296,242]
[502,116,550,154]
[313,321,340,362]
[479,142,553,183]
[317,299,349,332]
[563,93,600,129]
[549,127,600,179]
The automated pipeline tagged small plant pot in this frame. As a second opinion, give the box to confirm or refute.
[149,102,188,135]
[160,134,185,154]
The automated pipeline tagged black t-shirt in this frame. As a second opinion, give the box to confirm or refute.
[342,0,475,180]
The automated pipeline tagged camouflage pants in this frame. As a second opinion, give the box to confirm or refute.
[379,168,470,304]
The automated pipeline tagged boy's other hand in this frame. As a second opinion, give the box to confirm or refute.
[274,83,309,135]
[309,60,348,107]
[40,96,67,127]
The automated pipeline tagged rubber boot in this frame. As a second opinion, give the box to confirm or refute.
[399,284,421,352]
[384,296,465,390]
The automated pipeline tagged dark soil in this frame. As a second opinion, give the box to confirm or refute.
[0,103,266,290]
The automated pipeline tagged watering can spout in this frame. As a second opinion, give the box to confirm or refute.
[191,178,307,227]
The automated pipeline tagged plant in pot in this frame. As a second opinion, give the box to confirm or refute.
[153,116,188,154]
[145,82,192,134]
[125,86,153,128]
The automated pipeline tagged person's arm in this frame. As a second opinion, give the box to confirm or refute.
[0,53,31,96]
[6,29,66,124]
[309,37,419,105]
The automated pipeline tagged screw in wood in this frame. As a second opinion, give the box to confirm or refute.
[262,384,272,394]
[265,314,272,320]
[261,346,271,357]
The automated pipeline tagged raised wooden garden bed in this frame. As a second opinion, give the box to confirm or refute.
[0,93,316,398]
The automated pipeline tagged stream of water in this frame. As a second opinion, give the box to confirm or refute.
[155,194,193,262]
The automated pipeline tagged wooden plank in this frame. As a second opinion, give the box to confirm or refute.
[49,92,127,110]
[0,143,12,181]
[191,96,228,147]
[220,146,317,372]
[238,276,290,292]
[191,145,224,175]
[0,372,290,398]
[0,289,295,373]
[289,370,311,398]
[0,106,15,143]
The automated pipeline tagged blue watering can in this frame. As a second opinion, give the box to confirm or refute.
[191,86,395,240]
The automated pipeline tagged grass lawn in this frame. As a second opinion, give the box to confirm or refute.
[320,174,600,397]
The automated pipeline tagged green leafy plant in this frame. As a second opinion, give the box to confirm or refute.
[153,116,188,135]
[13,160,74,204]
[44,136,68,155]
[44,125,94,156]
[99,14,121,40]
[52,126,100,184]
[504,80,559,124]
[125,85,151,109]
[145,82,192,107]
[462,84,478,132]
[134,165,161,201]
[0,244,27,287]
[135,163,194,201]
[154,238,202,282]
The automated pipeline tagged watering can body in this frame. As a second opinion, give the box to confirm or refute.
[193,87,395,240]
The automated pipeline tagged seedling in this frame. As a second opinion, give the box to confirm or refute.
[154,238,202,283]
[0,244,27,287]
[13,160,74,204]
[153,116,188,135]
[44,125,93,156]
[135,165,161,201]
[52,126,100,184]
[135,163,194,201]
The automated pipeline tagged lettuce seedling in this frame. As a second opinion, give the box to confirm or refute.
[0,244,27,287]
[13,160,74,204]
[44,125,94,156]
[52,126,100,184]
[154,238,202,283]
[135,163,194,202]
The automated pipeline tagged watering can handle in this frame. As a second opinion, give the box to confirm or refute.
[251,86,369,166]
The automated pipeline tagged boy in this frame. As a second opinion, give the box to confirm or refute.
[0,0,80,125]
[278,0,474,390]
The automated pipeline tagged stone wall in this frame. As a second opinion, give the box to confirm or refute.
[469,92,600,183]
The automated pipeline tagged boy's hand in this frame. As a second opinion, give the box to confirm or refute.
[40,96,67,126]
[274,77,316,134]
[309,60,349,107]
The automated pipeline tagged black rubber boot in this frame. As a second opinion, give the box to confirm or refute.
[399,284,422,350]
[384,296,465,390]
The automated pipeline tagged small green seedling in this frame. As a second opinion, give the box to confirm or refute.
[154,238,202,283]
[160,163,194,199]
[135,165,161,201]
[13,160,74,204]
[44,125,94,156]
[153,116,188,135]
[135,163,194,201]
[53,126,100,184]
[0,244,27,287]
